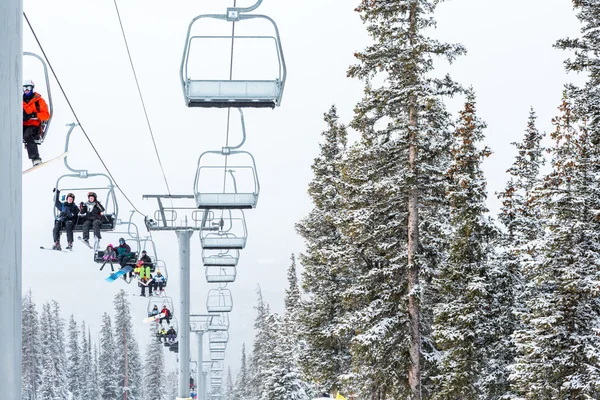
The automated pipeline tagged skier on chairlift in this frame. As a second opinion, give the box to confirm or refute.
[79,192,105,246]
[52,189,78,251]
[22,79,50,166]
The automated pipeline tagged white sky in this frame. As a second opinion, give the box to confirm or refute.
[21,0,585,379]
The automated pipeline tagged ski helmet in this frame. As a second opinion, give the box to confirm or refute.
[67,193,75,200]
[23,79,35,92]
[87,192,97,200]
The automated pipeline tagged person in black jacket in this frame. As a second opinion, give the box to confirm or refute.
[52,189,79,250]
[79,192,105,245]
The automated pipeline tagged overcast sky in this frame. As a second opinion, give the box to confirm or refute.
[21,0,586,378]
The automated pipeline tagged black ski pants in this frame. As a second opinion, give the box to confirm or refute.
[23,126,40,160]
[53,219,74,243]
[82,219,102,240]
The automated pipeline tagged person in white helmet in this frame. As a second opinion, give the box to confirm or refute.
[22,79,50,166]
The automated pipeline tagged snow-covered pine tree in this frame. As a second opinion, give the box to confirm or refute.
[248,288,273,399]
[497,108,545,398]
[79,322,94,399]
[431,89,500,399]
[90,343,102,400]
[296,106,352,396]
[21,290,41,400]
[235,343,249,399]
[343,0,464,397]
[67,315,82,400]
[224,366,234,400]
[510,92,600,398]
[99,312,118,400]
[165,371,179,400]
[38,301,69,400]
[142,325,167,400]
[113,289,143,400]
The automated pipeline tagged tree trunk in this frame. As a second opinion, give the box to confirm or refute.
[407,2,421,399]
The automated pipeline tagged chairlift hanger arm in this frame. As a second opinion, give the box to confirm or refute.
[228,0,263,16]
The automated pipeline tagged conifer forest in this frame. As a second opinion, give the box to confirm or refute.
[20,1,600,399]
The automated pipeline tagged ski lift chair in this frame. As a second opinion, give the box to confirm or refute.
[210,349,226,361]
[55,126,119,233]
[194,150,259,209]
[206,288,233,313]
[147,296,175,318]
[209,340,227,352]
[200,210,248,250]
[94,216,141,267]
[209,330,229,344]
[180,9,287,108]
[211,360,224,372]
[207,312,229,331]
[23,52,54,144]
[205,265,237,283]
[202,249,240,267]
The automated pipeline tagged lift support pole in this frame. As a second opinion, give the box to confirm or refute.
[177,230,193,399]
[0,0,22,398]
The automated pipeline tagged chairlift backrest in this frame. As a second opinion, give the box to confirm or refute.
[180,9,287,108]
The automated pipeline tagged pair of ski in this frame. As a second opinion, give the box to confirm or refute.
[40,236,94,252]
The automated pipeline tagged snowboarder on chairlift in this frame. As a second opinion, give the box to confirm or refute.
[149,305,159,318]
[139,275,151,297]
[160,305,172,325]
[79,192,105,245]
[22,79,50,166]
[52,188,78,250]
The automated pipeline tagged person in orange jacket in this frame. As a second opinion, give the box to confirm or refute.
[22,79,50,166]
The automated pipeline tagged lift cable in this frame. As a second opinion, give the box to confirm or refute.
[112,0,173,197]
[23,12,145,216]
[223,0,238,193]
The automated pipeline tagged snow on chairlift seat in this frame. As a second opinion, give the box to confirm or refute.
[209,330,229,344]
[202,250,239,267]
[201,233,246,250]
[205,266,237,283]
[195,192,258,209]
[185,79,282,109]
[206,288,233,313]
[210,350,226,361]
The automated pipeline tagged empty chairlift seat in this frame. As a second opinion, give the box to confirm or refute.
[200,210,248,250]
[205,265,237,283]
[209,340,227,351]
[210,350,226,361]
[194,150,260,209]
[208,312,229,331]
[202,249,240,267]
[206,288,233,313]
[209,330,229,344]
[180,13,287,108]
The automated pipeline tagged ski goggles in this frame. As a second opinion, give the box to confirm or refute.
[23,85,33,92]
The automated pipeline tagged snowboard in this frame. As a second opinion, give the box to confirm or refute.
[23,151,68,175]
[105,266,133,283]
[143,312,166,323]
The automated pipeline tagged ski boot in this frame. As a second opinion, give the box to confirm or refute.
[66,242,73,250]
[52,242,61,251]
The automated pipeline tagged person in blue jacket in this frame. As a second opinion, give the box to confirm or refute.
[52,188,79,250]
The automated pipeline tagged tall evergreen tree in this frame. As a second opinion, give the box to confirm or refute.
[38,301,69,400]
[235,343,249,398]
[90,343,102,400]
[431,90,500,399]
[142,325,167,400]
[113,290,143,400]
[80,322,95,399]
[21,290,41,400]
[99,313,118,400]
[165,371,179,400]
[497,108,545,398]
[67,315,82,400]
[224,366,235,400]
[510,93,600,398]
[344,0,465,397]
[248,288,273,399]
[296,106,352,396]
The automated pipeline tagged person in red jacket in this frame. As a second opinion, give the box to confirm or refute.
[22,79,50,166]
